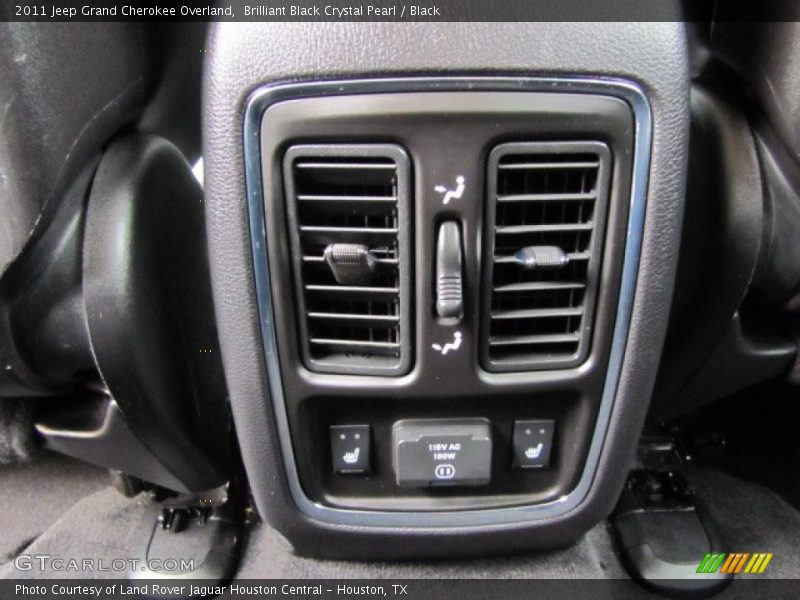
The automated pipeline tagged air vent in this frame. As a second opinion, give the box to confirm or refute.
[481,141,612,371]
[283,145,412,375]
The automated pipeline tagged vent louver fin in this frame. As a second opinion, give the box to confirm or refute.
[481,142,611,371]
[283,145,411,375]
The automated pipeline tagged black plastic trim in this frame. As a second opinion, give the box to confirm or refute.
[243,76,653,527]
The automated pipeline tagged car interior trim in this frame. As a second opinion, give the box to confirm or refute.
[243,76,652,527]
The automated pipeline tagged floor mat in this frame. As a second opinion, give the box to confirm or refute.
[0,451,110,563]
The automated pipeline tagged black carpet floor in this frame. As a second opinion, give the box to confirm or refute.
[0,451,110,563]
[237,519,626,579]
[1,458,798,594]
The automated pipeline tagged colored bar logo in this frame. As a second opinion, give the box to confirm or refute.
[697,553,773,574]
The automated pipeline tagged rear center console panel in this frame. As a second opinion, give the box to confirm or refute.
[203,22,689,559]
[257,85,633,514]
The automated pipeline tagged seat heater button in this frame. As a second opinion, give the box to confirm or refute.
[330,424,371,474]
[392,418,492,487]
[513,419,555,469]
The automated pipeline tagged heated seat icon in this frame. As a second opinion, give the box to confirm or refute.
[525,443,544,459]
[342,447,361,464]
